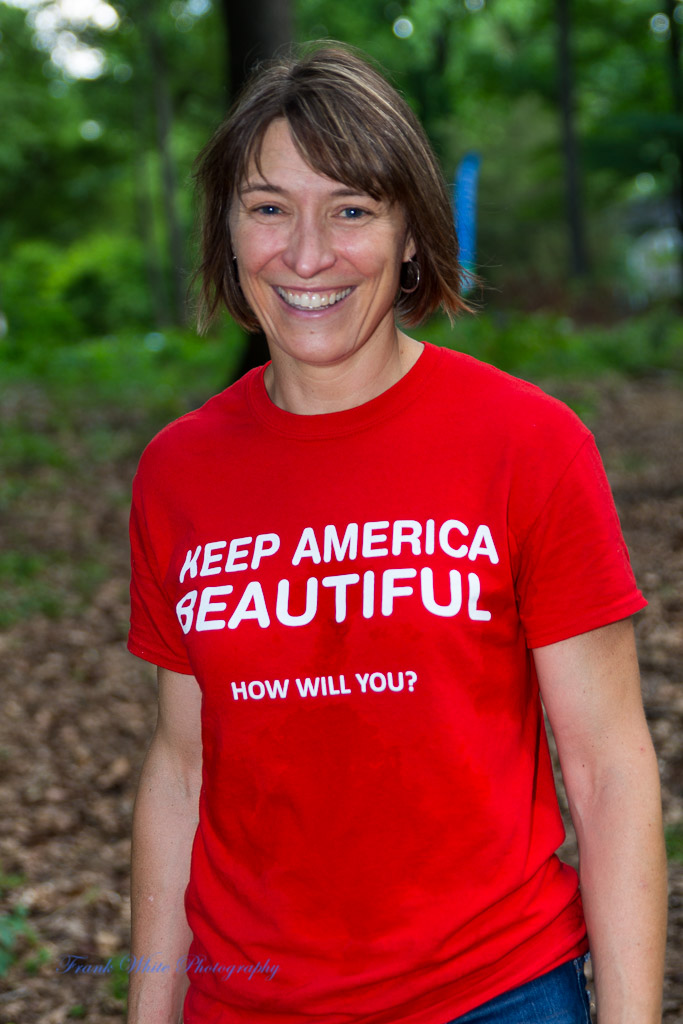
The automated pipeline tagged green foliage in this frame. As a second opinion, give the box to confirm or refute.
[1,233,153,347]
[1,0,681,344]
[1,424,70,471]
[24,946,51,975]
[0,906,36,976]
[666,823,683,863]
[0,240,81,345]
[108,954,130,1004]
[421,307,683,379]
[0,871,26,897]
[0,551,64,628]
[48,233,153,335]
[23,325,244,420]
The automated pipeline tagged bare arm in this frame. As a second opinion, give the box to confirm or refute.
[534,618,667,1024]
[127,667,203,1024]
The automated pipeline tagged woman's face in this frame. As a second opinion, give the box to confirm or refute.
[229,119,415,374]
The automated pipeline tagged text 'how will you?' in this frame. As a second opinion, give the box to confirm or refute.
[230,669,417,702]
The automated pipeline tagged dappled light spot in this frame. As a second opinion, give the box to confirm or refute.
[143,333,167,353]
[650,12,670,36]
[79,119,102,141]
[635,172,656,195]
[113,62,132,82]
[392,16,413,38]
[6,0,118,79]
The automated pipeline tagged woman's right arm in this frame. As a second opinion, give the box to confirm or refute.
[127,667,203,1024]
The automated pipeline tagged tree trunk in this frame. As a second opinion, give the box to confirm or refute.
[133,147,171,326]
[664,0,683,298]
[146,21,187,326]
[225,0,293,104]
[556,0,590,278]
[131,96,170,327]
[223,0,293,377]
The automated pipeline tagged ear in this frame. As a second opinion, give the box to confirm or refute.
[402,230,416,264]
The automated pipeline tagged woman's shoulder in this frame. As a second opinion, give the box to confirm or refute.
[134,367,259,479]
[430,344,590,444]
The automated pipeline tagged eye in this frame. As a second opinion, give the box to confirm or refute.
[254,204,283,216]
[339,207,369,220]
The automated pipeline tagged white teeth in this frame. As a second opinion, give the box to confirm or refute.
[276,287,352,309]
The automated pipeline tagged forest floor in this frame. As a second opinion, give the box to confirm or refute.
[0,370,681,1023]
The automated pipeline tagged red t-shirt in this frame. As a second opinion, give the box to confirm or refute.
[129,342,645,1024]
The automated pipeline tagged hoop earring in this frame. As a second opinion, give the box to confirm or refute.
[400,258,420,295]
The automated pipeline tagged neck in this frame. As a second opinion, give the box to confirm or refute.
[263,331,423,416]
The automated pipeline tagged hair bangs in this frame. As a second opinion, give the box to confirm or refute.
[284,100,396,203]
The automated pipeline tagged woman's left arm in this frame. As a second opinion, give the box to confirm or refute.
[534,617,667,1024]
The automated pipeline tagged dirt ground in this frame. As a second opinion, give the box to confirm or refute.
[0,373,681,1023]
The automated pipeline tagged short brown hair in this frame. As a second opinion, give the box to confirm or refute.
[193,43,470,332]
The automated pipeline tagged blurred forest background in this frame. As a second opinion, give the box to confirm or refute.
[3,0,683,349]
[0,0,682,1021]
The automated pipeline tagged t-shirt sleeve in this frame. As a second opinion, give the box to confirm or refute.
[515,433,647,648]
[128,470,194,674]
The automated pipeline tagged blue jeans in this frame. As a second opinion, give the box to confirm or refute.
[444,956,591,1024]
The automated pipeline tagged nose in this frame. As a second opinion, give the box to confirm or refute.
[281,215,336,279]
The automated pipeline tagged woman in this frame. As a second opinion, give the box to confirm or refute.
[127,45,666,1024]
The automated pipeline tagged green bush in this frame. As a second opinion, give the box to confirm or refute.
[0,233,154,350]
[48,233,153,336]
[0,906,35,976]
[421,307,683,378]
[666,823,683,863]
[0,240,80,346]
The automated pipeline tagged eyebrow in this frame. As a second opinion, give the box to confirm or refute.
[238,182,371,199]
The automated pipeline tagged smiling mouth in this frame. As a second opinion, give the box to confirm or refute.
[276,287,353,310]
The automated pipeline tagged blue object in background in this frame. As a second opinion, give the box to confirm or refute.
[453,152,481,292]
